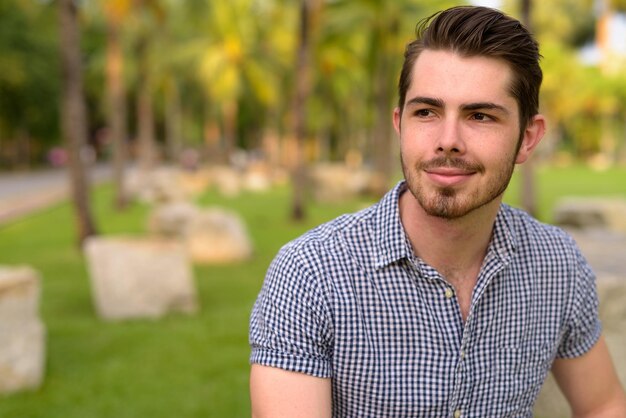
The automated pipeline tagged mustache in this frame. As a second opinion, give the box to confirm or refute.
[417,157,484,173]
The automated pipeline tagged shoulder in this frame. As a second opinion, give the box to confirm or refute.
[272,203,379,277]
[499,204,594,290]
[500,204,582,260]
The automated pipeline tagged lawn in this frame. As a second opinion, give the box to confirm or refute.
[504,163,626,221]
[0,179,371,418]
[0,164,624,417]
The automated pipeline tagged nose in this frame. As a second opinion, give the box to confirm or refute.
[436,118,466,155]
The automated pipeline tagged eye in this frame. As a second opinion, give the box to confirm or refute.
[471,112,493,121]
[414,109,434,117]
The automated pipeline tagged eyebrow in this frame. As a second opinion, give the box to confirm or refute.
[461,102,510,115]
[405,96,444,108]
[405,96,510,115]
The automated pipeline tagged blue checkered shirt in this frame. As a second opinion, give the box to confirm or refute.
[250,181,601,417]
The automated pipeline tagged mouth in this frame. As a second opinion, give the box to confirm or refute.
[424,167,476,187]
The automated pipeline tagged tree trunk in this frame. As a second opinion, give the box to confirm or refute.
[201,108,218,164]
[136,37,157,171]
[16,128,31,170]
[520,0,538,217]
[105,13,129,209]
[291,0,315,221]
[372,19,398,197]
[58,0,97,245]
[164,79,182,163]
[222,99,238,163]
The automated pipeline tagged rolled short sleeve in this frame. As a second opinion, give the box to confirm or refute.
[249,243,333,378]
[556,249,602,358]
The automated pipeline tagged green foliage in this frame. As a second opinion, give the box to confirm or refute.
[0,0,59,162]
[1,0,625,166]
[541,39,626,159]
[612,0,626,12]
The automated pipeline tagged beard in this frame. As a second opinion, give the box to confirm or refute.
[401,154,516,220]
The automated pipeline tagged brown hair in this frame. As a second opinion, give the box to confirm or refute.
[397,6,542,130]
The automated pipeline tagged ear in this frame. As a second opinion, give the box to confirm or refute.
[516,114,546,164]
[393,107,402,136]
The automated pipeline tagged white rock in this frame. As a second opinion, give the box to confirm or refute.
[184,208,253,264]
[243,169,272,192]
[309,163,373,203]
[0,266,46,393]
[553,197,626,233]
[125,167,188,204]
[534,226,626,416]
[84,237,198,320]
[147,201,199,238]
[210,166,241,197]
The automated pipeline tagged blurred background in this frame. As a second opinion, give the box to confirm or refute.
[0,0,625,417]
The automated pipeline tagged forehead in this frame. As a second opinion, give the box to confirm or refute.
[407,49,516,107]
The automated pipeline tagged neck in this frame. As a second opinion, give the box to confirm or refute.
[399,189,501,284]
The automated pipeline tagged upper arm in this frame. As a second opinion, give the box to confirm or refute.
[249,244,334,417]
[249,244,333,376]
[552,335,626,417]
[250,364,332,418]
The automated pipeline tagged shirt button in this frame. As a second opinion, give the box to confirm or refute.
[460,350,465,359]
[454,409,462,418]
[444,288,454,299]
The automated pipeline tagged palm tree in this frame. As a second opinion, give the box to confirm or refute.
[95,0,166,198]
[134,1,168,171]
[103,0,130,209]
[323,0,446,196]
[135,33,159,171]
[193,0,281,163]
[520,0,538,217]
[291,0,322,220]
[58,0,98,245]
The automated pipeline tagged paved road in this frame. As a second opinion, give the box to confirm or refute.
[0,164,111,225]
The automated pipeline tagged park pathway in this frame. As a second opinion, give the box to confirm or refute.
[0,164,112,226]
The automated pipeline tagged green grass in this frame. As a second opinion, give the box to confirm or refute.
[505,164,626,221]
[0,164,624,417]
[0,182,371,418]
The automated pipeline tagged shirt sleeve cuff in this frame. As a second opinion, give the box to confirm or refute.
[250,347,333,378]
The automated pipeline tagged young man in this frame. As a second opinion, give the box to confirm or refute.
[249,6,626,417]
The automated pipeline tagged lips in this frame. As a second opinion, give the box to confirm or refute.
[424,167,476,187]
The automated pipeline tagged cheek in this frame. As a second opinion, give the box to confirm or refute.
[490,149,518,172]
[400,129,428,154]
[400,140,424,164]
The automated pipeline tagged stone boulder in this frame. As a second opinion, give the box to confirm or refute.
[177,169,212,197]
[553,197,626,234]
[242,164,272,193]
[147,203,254,265]
[125,167,188,204]
[533,229,626,417]
[184,208,253,264]
[309,163,374,203]
[0,265,46,394]
[84,237,198,320]
[209,166,242,197]
[147,201,199,238]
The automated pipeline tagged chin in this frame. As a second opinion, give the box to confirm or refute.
[417,188,497,220]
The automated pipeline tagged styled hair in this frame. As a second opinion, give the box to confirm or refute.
[397,6,542,129]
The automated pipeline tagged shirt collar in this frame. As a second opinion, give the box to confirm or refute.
[489,204,518,265]
[373,181,413,269]
[372,180,518,269]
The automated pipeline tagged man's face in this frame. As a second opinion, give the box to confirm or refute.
[394,49,530,220]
